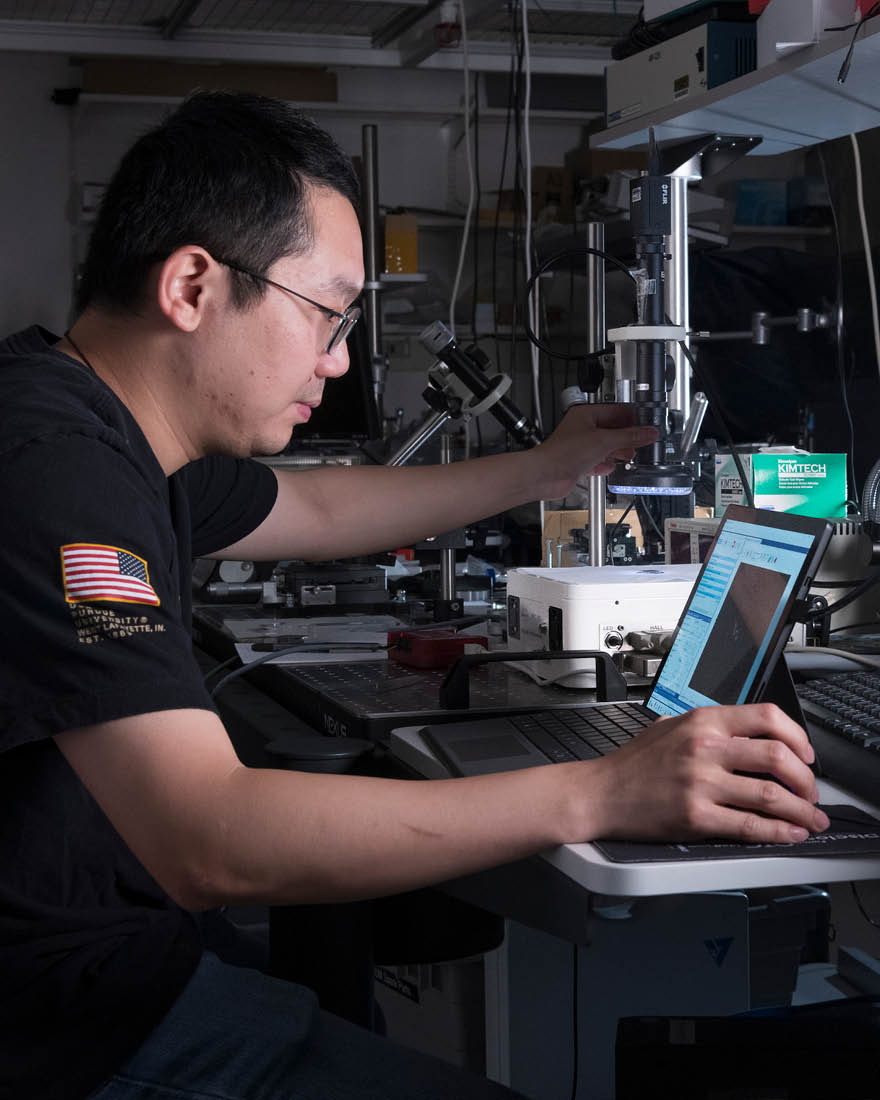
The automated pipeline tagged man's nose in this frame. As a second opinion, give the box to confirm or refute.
[316,340,350,378]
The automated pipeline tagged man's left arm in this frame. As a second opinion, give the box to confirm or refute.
[216,404,657,562]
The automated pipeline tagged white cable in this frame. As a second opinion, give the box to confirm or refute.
[508,660,607,689]
[520,0,543,432]
[850,132,880,381]
[449,1,475,338]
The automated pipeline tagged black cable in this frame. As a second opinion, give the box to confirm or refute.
[511,15,525,407]
[636,497,666,545]
[523,247,637,359]
[829,620,880,634]
[672,332,756,510]
[521,250,754,510]
[208,644,389,699]
[837,2,880,84]
[811,569,880,620]
[202,653,241,685]
[209,646,306,698]
[519,248,752,509]
[606,500,635,563]
[826,3,880,31]
[851,881,880,930]
[817,142,858,507]
[540,291,557,428]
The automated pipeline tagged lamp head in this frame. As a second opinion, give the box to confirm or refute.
[608,460,693,497]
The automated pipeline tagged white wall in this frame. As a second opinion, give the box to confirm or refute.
[0,51,80,336]
[0,53,588,432]
[0,51,650,445]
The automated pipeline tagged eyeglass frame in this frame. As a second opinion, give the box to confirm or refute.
[217,258,361,353]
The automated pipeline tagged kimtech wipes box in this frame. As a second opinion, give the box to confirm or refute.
[715,448,846,518]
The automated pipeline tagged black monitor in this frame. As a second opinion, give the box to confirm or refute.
[289,312,381,446]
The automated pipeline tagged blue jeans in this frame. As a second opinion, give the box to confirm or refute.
[88,953,523,1100]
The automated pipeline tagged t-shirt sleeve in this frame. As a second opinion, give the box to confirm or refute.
[0,434,217,751]
[176,456,278,558]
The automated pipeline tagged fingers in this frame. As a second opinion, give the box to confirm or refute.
[698,803,829,846]
[617,427,661,449]
[593,703,829,846]
[582,427,658,476]
[724,733,818,802]
[560,403,659,446]
[588,403,640,429]
[700,702,815,765]
[721,770,829,833]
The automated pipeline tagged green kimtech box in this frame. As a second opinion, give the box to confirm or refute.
[715,451,847,519]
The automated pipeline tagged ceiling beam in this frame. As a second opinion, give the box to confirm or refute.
[372,1,441,50]
[396,1,498,68]
[0,19,609,75]
[160,0,204,41]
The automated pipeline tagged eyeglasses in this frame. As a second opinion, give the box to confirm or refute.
[218,259,361,353]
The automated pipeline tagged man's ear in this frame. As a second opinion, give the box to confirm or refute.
[156,246,217,332]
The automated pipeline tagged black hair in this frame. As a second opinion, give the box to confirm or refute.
[75,90,361,314]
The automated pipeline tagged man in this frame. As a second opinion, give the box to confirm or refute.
[0,91,828,1100]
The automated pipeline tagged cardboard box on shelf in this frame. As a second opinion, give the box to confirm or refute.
[531,165,574,217]
[384,214,419,274]
[82,59,338,100]
[542,508,644,566]
[481,165,574,223]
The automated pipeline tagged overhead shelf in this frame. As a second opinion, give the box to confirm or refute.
[591,18,880,156]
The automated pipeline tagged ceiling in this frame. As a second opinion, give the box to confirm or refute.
[0,1,643,73]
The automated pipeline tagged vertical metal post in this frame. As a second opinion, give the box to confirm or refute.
[534,273,546,550]
[666,172,692,421]
[362,125,386,422]
[587,222,607,568]
[440,435,457,602]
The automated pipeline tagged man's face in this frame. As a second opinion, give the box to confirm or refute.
[203,185,365,457]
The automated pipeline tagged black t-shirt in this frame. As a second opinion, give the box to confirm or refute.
[0,327,278,1100]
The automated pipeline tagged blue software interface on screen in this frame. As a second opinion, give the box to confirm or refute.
[647,518,815,718]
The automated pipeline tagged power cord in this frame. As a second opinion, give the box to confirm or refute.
[835,1,880,84]
[520,0,543,434]
[849,131,880,385]
[520,247,755,514]
[851,881,880,930]
[809,569,880,622]
[672,333,756,509]
[202,653,241,687]
[208,643,390,699]
[523,246,637,360]
[816,141,859,506]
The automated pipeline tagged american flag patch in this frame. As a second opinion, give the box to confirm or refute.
[60,543,161,606]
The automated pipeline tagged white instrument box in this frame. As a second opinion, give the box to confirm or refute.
[506,564,701,687]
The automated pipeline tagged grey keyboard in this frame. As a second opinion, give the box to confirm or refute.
[797,671,880,804]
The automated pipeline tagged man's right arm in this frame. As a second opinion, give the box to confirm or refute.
[54,703,829,912]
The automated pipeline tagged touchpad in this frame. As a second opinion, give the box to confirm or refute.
[450,735,532,762]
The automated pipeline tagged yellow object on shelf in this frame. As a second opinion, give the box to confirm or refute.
[384,214,419,274]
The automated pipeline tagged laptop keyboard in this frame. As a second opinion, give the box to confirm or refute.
[508,702,653,764]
